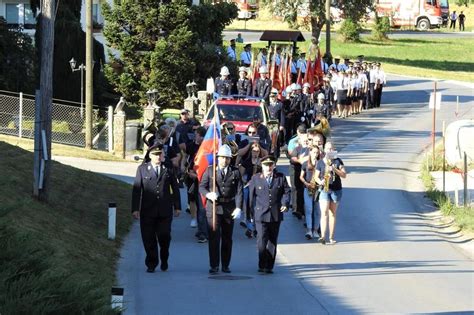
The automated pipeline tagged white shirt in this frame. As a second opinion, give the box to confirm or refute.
[336,76,349,90]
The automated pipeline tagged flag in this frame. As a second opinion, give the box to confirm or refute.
[194,108,221,182]
[313,48,324,91]
[303,59,314,92]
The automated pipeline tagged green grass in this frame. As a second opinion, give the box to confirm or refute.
[0,134,128,161]
[420,145,474,233]
[0,141,133,313]
[233,37,474,82]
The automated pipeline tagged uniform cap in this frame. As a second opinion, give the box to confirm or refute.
[261,155,276,165]
[220,66,230,76]
[271,88,278,94]
[217,144,232,158]
[317,93,325,100]
[239,66,248,73]
[303,82,311,88]
[244,43,252,49]
[259,65,268,73]
[180,108,190,114]
[293,83,302,91]
[285,86,293,94]
[149,144,163,155]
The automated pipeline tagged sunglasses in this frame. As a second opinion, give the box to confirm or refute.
[248,131,257,135]
[227,127,234,131]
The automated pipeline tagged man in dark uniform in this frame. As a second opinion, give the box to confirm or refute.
[253,65,272,104]
[235,66,252,96]
[215,66,233,96]
[267,89,285,158]
[199,144,243,274]
[132,144,181,273]
[248,155,290,274]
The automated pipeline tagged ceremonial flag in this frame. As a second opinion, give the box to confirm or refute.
[313,48,324,91]
[194,108,221,181]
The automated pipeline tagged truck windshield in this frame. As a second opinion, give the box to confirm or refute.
[207,104,263,122]
[439,0,449,9]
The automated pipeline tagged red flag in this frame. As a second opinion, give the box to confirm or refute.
[313,48,324,90]
[303,59,313,91]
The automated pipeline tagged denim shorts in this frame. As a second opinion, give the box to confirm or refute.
[319,189,342,203]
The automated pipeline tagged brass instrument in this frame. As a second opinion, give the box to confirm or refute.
[308,168,318,196]
[312,116,331,138]
[323,158,332,192]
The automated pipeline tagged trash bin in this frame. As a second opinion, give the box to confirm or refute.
[125,122,143,152]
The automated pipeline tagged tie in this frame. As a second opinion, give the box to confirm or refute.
[155,166,160,177]
[266,176,272,186]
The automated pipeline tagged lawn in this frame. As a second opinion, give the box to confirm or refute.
[0,141,133,313]
[0,134,127,161]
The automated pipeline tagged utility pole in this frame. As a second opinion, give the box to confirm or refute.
[34,0,55,200]
[325,0,331,58]
[85,0,93,149]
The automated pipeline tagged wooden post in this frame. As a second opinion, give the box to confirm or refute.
[85,0,93,149]
[36,0,55,200]
[114,112,126,159]
[431,81,437,169]
[325,0,331,58]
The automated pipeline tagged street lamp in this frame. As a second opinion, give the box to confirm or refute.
[185,81,193,99]
[146,88,159,109]
[69,57,85,118]
[190,81,198,98]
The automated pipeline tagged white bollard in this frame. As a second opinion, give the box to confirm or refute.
[454,188,459,207]
[108,202,116,240]
[111,287,124,313]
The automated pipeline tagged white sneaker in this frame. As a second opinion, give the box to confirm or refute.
[190,219,197,228]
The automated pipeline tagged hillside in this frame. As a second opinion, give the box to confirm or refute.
[0,141,132,313]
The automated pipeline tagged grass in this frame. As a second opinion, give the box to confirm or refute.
[232,37,474,82]
[0,134,127,161]
[0,141,133,313]
[8,120,74,134]
[420,144,474,233]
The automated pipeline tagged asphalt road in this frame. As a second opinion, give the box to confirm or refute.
[55,75,474,314]
[223,30,474,43]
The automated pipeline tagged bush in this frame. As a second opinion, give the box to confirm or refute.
[338,18,362,42]
[372,16,391,40]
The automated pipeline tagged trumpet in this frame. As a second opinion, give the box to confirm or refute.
[323,158,332,192]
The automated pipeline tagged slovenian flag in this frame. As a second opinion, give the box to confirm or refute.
[194,109,221,181]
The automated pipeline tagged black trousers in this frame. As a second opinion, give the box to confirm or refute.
[207,214,234,269]
[140,215,172,269]
[290,164,304,216]
[369,83,376,108]
[375,85,383,107]
[256,221,281,270]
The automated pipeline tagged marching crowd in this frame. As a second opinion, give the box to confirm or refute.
[131,43,388,275]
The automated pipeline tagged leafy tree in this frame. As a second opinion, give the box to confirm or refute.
[0,18,36,93]
[102,1,237,111]
[262,0,373,44]
[371,15,390,41]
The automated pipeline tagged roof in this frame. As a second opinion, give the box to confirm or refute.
[216,99,262,107]
[259,30,306,42]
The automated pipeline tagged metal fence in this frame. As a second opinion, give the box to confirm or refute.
[0,90,110,151]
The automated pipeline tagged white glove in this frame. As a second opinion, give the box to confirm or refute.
[300,117,306,122]
[309,110,314,115]
[231,208,242,220]
[206,192,218,201]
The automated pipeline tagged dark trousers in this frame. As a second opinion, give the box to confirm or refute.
[369,83,376,108]
[140,215,172,269]
[375,86,383,107]
[450,20,456,29]
[459,21,464,31]
[256,221,281,270]
[290,164,304,216]
[207,214,234,269]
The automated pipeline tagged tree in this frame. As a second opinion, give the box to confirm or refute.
[0,18,36,93]
[102,0,237,111]
[262,0,373,44]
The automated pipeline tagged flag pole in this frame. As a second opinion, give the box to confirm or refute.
[212,105,217,231]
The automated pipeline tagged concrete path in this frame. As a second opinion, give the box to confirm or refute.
[54,74,474,314]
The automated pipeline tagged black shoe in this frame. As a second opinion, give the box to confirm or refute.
[146,267,156,273]
[295,212,303,220]
[222,267,231,273]
[265,269,274,274]
[209,267,219,274]
[318,237,326,245]
[160,261,168,271]
[197,236,207,243]
[240,221,247,228]
[258,268,265,273]
[253,230,258,237]
[245,229,253,238]
[186,208,191,214]
[317,226,321,237]
[303,223,307,228]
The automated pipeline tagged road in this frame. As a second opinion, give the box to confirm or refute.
[55,75,474,314]
[223,30,474,43]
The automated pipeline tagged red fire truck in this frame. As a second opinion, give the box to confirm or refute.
[375,0,448,30]
[232,0,259,20]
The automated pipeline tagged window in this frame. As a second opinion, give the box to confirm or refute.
[5,3,36,28]
[93,4,99,23]
[207,104,263,122]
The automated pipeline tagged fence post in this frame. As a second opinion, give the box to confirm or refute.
[108,202,116,240]
[464,152,468,208]
[108,105,114,152]
[19,92,23,138]
[113,111,126,159]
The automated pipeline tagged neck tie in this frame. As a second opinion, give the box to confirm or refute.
[266,175,272,186]
[155,166,160,177]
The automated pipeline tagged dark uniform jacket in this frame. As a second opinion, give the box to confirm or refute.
[267,101,285,128]
[248,171,291,222]
[132,163,181,218]
[253,78,272,103]
[199,165,243,217]
[215,77,233,96]
[236,78,252,96]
